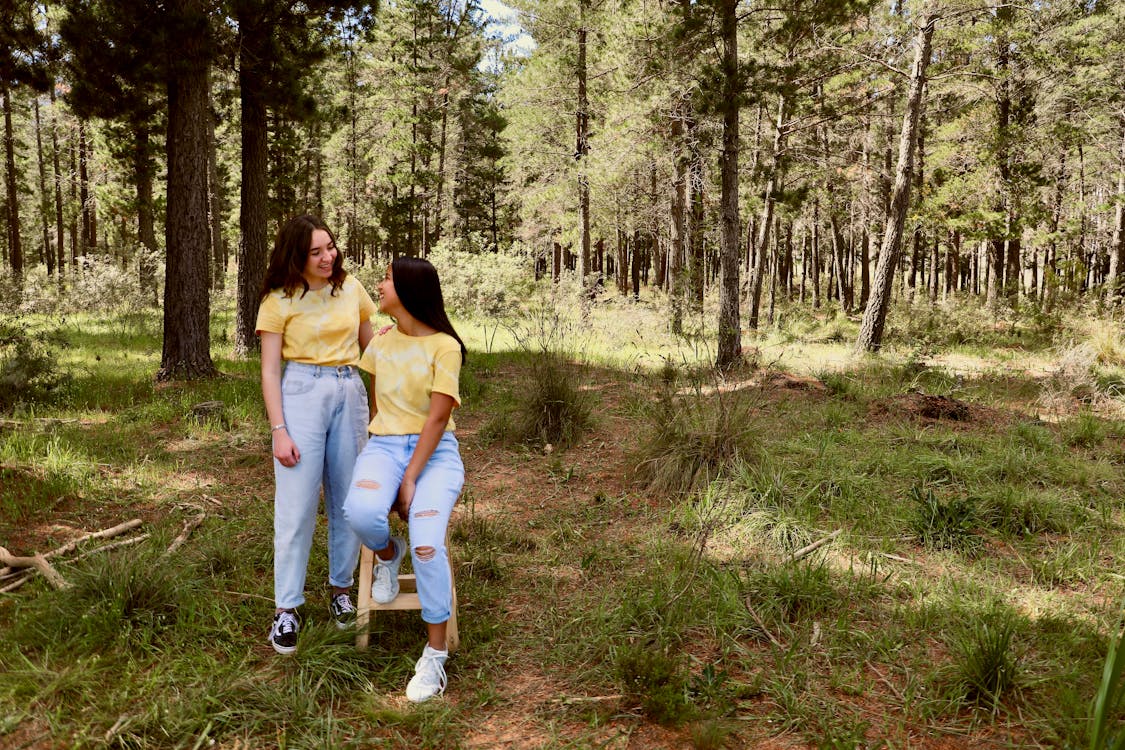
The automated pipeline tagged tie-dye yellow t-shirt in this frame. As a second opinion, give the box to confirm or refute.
[255,276,376,366]
[357,327,461,435]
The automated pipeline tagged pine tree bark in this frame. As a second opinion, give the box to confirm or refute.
[235,9,270,355]
[2,82,22,286]
[747,94,786,330]
[158,1,216,380]
[670,106,688,334]
[1108,118,1125,305]
[856,15,935,353]
[576,0,591,288]
[208,109,225,291]
[715,0,741,370]
[135,128,158,300]
[50,85,64,280]
[78,119,93,252]
[34,97,52,275]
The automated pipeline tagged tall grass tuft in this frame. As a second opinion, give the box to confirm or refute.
[633,365,761,496]
[949,605,1022,709]
[511,351,594,448]
[909,485,979,550]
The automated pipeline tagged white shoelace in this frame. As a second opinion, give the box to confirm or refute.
[415,652,447,692]
[276,612,298,635]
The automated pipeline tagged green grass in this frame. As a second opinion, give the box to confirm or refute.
[3,300,1125,747]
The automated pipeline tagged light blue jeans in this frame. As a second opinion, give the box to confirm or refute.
[274,362,369,610]
[343,432,464,624]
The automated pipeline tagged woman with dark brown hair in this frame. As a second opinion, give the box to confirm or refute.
[256,215,376,654]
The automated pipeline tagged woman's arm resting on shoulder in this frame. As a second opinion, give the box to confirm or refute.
[358,319,374,352]
[261,332,300,468]
[396,392,457,515]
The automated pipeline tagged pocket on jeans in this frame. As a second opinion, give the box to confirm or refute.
[282,375,315,396]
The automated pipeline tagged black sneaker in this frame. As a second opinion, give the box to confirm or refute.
[329,592,356,630]
[270,610,300,654]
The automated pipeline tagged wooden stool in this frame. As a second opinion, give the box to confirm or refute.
[355,539,459,653]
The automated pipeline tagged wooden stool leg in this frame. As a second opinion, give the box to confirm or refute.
[446,578,459,653]
[356,545,374,650]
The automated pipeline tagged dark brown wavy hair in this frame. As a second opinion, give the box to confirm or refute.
[259,215,346,301]
[392,256,467,362]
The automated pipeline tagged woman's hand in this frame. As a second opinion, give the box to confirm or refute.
[273,430,301,467]
[396,477,417,517]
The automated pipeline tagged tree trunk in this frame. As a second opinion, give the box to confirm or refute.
[670,107,687,334]
[576,0,591,288]
[235,12,270,355]
[50,84,64,280]
[34,96,52,275]
[688,116,704,311]
[135,128,158,301]
[2,82,22,286]
[748,94,786,330]
[856,15,935,353]
[159,2,216,380]
[1108,119,1125,305]
[79,119,94,252]
[715,0,740,369]
[208,109,226,291]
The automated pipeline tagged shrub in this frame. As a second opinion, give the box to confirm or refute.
[615,642,692,724]
[0,319,69,412]
[427,238,536,318]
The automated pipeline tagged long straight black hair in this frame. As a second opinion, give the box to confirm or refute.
[392,256,467,362]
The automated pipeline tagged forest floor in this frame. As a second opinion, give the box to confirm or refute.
[2,301,1125,749]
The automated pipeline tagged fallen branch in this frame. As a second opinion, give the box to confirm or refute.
[0,571,34,593]
[70,534,150,563]
[0,547,69,590]
[879,552,918,565]
[550,694,623,705]
[43,518,144,560]
[783,529,843,564]
[162,513,206,558]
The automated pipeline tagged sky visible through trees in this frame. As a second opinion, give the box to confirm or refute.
[1,0,1124,371]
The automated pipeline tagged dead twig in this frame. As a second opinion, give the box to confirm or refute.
[783,529,843,564]
[550,694,624,704]
[0,571,34,593]
[162,513,206,558]
[744,597,786,649]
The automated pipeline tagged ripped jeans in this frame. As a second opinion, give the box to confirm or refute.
[343,432,464,624]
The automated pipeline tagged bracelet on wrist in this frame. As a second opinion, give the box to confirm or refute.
[271,424,287,432]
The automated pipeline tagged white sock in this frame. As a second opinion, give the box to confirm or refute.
[423,644,448,660]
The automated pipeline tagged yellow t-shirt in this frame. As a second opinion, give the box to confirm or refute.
[255,275,377,366]
[357,327,462,435]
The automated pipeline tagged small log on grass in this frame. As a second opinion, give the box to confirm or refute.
[783,528,843,565]
[0,547,69,589]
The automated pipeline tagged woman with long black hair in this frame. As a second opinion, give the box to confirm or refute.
[344,256,467,703]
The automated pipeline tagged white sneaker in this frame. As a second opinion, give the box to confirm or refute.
[406,645,448,703]
[371,536,406,604]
